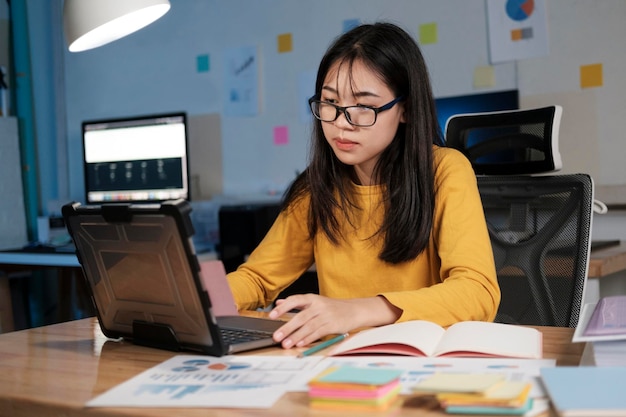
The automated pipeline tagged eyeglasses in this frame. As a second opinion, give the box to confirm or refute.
[308,95,405,127]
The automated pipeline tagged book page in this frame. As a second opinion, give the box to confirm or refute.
[328,321,446,357]
[433,321,542,359]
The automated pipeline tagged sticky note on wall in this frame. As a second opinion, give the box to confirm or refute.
[419,22,438,45]
[273,125,289,145]
[277,33,293,53]
[343,19,360,33]
[473,66,496,88]
[197,54,210,72]
[580,63,603,88]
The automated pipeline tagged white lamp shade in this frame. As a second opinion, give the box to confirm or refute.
[63,0,171,52]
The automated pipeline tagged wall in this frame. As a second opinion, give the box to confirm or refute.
[59,0,518,202]
[23,1,626,217]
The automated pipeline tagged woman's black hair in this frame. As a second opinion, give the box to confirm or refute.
[283,22,443,264]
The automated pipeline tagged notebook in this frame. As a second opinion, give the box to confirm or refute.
[61,199,283,356]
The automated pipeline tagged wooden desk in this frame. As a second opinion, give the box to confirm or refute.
[0,316,584,417]
[587,242,626,279]
[584,242,626,304]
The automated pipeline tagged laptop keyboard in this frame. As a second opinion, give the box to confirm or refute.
[220,327,274,345]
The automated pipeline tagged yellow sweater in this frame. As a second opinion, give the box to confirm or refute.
[227,147,500,326]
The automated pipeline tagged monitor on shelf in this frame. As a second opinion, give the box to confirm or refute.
[82,112,190,204]
[435,89,520,137]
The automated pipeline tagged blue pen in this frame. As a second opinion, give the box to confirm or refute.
[298,333,349,358]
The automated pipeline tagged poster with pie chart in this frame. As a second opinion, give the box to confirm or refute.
[486,0,549,63]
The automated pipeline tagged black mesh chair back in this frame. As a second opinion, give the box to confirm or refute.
[444,106,562,175]
[478,174,593,327]
[445,106,593,327]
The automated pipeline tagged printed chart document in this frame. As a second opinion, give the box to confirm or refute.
[87,355,323,408]
[328,321,542,359]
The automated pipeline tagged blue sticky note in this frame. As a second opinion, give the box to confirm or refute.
[197,54,210,73]
[343,19,360,33]
[318,366,402,385]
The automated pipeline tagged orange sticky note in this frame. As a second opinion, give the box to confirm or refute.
[580,63,603,89]
[277,33,293,53]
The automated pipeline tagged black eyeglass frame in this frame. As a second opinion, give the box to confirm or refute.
[308,95,405,127]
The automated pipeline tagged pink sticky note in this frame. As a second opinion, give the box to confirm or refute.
[273,125,289,145]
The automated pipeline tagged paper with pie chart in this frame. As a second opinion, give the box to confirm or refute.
[87,355,323,408]
[486,0,550,63]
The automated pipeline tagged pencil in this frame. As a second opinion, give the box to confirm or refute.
[297,333,349,358]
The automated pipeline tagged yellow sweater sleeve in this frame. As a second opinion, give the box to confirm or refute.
[226,197,315,310]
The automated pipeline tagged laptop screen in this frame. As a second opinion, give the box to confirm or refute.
[82,112,190,203]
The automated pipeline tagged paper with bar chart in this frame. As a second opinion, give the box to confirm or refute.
[486,0,549,63]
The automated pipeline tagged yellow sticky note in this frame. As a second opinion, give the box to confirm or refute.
[580,63,603,89]
[277,33,293,53]
[473,66,496,89]
[413,373,505,394]
[419,22,438,45]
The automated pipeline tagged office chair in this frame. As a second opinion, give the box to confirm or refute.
[445,106,594,327]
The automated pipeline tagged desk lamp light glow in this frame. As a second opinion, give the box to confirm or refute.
[63,0,171,53]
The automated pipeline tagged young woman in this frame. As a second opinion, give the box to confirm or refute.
[227,22,500,349]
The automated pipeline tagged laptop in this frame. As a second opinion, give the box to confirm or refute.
[62,199,283,356]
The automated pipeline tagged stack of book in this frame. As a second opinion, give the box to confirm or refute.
[412,372,533,415]
[307,366,403,411]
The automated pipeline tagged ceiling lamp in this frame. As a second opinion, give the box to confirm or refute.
[63,0,171,52]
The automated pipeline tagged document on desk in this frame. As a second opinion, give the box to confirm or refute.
[87,355,323,408]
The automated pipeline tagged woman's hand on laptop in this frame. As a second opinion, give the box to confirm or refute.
[268,294,401,349]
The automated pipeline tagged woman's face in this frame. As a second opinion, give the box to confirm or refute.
[320,59,405,185]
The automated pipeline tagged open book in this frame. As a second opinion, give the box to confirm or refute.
[327,320,542,359]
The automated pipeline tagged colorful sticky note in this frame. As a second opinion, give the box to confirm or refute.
[273,125,289,145]
[419,22,438,45]
[315,366,403,386]
[196,54,210,73]
[473,65,496,89]
[414,373,505,394]
[343,19,360,33]
[277,33,293,53]
[580,63,603,89]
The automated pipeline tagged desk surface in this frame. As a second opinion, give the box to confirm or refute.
[588,242,626,278]
[0,314,584,417]
[0,250,80,268]
[0,249,218,269]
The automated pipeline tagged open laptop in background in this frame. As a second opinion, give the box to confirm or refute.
[62,199,282,356]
